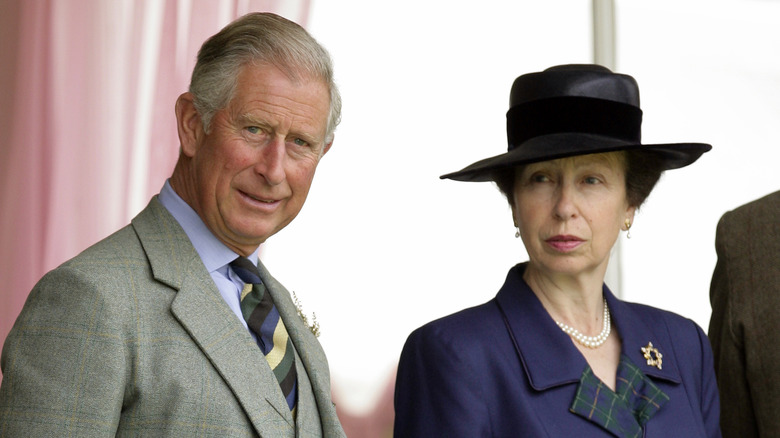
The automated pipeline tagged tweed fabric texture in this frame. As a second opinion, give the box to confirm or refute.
[0,198,345,437]
[709,190,780,438]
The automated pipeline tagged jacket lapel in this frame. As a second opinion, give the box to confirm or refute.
[495,264,587,390]
[290,345,322,436]
[495,263,682,391]
[608,293,681,385]
[256,260,345,437]
[132,198,294,437]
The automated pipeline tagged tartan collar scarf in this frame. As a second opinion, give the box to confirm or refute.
[569,355,670,438]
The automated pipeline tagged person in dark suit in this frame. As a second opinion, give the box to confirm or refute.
[0,13,345,437]
[708,190,780,438]
[393,65,721,437]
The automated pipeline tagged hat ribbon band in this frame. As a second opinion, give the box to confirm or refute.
[506,96,643,150]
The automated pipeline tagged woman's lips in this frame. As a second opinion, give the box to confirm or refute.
[545,235,584,252]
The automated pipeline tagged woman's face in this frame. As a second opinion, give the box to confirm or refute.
[512,152,635,280]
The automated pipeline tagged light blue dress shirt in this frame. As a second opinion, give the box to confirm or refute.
[158,180,257,333]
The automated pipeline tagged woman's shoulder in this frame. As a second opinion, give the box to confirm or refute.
[620,300,705,335]
[416,298,502,332]
[403,298,507,354]
[616,299,710,363]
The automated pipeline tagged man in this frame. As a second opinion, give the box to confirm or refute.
[0,12,344,437]
[708,190,780,438]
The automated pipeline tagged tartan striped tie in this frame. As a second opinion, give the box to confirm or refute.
[230,257,297,411]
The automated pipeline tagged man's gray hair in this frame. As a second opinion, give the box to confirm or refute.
[190,12,341,143]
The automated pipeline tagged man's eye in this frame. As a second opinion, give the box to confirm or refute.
[293,138,308,147]
[246,126,261,134]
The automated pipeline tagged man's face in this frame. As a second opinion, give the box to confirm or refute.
[182,63,331,255]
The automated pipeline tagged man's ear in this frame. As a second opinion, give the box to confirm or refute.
[175,92,202,157]
[321,135,334,158]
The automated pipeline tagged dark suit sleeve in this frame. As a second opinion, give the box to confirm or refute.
[708,212,759,438]
[393,323,492,437]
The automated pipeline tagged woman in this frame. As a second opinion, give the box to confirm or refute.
[393,65,720,437]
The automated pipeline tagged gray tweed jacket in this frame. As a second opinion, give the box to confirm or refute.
[0,197,345,437]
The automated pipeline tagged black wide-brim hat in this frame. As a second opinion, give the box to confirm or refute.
[440,64,712,182]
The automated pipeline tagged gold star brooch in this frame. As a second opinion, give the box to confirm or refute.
[641,341,663,370]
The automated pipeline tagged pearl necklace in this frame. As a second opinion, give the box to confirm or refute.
[555,298,611,349]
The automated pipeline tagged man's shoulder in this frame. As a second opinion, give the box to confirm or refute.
[717,190,780,256]
[58,223,138,268]
[64,198,199,288]
[722,190,780,226]
[59,199,171,271]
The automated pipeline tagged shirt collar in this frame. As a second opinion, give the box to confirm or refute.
[158,180,259,273]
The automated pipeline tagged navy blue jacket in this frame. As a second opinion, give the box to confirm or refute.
[394,263,720,437]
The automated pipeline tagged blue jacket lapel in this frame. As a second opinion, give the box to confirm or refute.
[495,265,587,390]
[495,263,682,391]
[607,292,681,385]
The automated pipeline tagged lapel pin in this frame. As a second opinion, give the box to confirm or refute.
[641,341,663,370]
